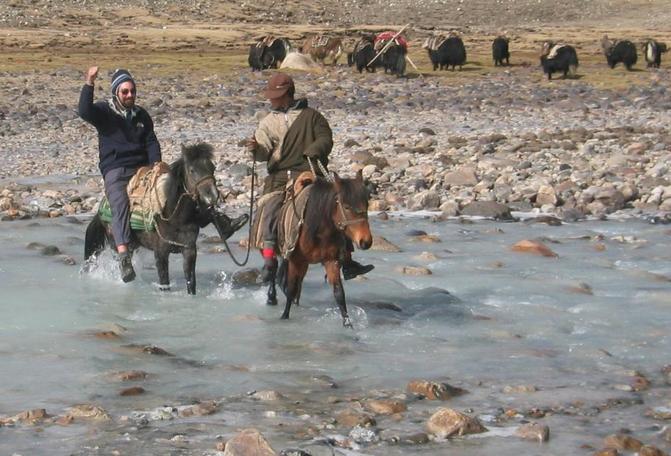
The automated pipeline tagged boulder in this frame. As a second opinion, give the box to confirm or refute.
[335,409,376,427]
[407,380,466,400]
[280,52,320,71]
[364,399,407,415]
[511,240,558,257]
[460,201,512,220]
[370,236,401,252]
[603,433,643,451]
[514,423,550,442]
[224,428,276,456]
[426,408,487,438]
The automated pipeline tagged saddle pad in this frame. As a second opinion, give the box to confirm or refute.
[127,162,170,217]
[250,190,285,250]
[278,185,313,258]
[98,197,156,232]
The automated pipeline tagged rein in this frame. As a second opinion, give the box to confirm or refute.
[220,157,256,267]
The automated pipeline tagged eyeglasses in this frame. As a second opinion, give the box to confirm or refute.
[120,88,136,95]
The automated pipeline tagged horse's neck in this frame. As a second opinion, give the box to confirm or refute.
[163,173,194,220]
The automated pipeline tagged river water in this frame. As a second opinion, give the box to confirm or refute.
[1,212,670,455]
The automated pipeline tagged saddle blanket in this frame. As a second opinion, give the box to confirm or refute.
[97,162,170,232]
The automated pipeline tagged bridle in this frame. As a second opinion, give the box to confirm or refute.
[306,156,368,232]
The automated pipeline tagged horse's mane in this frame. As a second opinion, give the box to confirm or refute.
[170,142,215,182]
[303,176,368,243]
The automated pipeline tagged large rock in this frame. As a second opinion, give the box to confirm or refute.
[426,408,487,438]
[411,190,441,210]
[224,429,277,456]
[443,167,478,186]
[514,423,550,442]
[280,52,320,71]
[461,201,512,220]
[335,409,376,427]
[511,240,558,257]
[364,399,407,415]
[407,380,466,400]
[603,433,643,451]
[370,236,401,252]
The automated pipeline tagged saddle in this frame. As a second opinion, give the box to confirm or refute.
[256,35,276,48]
[250,172,315,256]
[313,35,329,48]
[277,172,315,257]
[98,162,171,231]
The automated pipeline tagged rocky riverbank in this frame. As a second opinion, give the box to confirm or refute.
[1,63,670,223]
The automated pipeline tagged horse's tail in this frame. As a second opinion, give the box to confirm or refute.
[277,258,288,296]
[84,214,107,260]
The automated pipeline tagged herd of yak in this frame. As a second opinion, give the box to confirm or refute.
[248,32,668,80]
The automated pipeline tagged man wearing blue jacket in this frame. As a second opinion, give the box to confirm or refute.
[78,67,161,282]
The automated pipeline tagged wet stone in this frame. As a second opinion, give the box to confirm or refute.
[120,386,146,396]
[603,433,643,451]
[407,380,466,400]
[515,422,550,442]
[426,408,487,438]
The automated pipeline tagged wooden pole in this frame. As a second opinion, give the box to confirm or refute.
[405,55,419,71]
[366,23,411,68]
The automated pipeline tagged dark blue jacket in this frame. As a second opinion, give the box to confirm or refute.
[78,84,161,176]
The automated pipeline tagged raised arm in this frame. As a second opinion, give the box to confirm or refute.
[78,66,106,127]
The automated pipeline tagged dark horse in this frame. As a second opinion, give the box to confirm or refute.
[268,170,373,327]
[84,143,221,295]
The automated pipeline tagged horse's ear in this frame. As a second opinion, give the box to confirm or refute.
[355,168,363,182]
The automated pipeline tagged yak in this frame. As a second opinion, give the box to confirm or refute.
[349,36,377,73]
[601,35,637,70]
[423,34,466,71]
[248,37,291,71]
[540,41,578,80]
[492,36,510,66]
[642,39,667,68]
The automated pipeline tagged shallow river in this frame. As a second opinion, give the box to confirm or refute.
[1,212,670,455]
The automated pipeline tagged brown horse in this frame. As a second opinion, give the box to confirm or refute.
[271,170,372,327]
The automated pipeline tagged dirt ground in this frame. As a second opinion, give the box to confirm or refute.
[1,0,670,87]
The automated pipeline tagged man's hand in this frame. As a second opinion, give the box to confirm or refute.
[85,66,99,86]
[245,137,258,153]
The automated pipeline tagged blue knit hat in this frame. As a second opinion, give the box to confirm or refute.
[110,69,135,96]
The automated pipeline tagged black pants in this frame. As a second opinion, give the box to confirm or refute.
[103,166,138,247]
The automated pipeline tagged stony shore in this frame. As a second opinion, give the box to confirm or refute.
[1,63,671,223]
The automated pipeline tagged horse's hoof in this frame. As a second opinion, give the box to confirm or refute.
[343,317,353,328]
[158,284,171,292]
[280,314,289,320]
[267,297,277,306]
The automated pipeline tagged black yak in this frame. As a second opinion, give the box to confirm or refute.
[642,39,667,68]
[601,35,637,70]
[492,36,510,66]
[381,43,407,76]
[248,37,291,71]
[540,41,578,80]
[349,36,377,73]
[423,34,466,71]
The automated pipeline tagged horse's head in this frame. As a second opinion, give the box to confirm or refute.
[175,143,219,210]
[333,170,373,250]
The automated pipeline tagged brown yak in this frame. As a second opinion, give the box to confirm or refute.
[302,35,343,65]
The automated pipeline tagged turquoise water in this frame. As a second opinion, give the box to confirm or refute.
[1,214,670,455]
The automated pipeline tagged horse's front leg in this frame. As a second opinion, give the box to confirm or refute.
[281,259,308,320]
[325,260,351,328]
[154,249,170,291]
[182,246,197,295]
